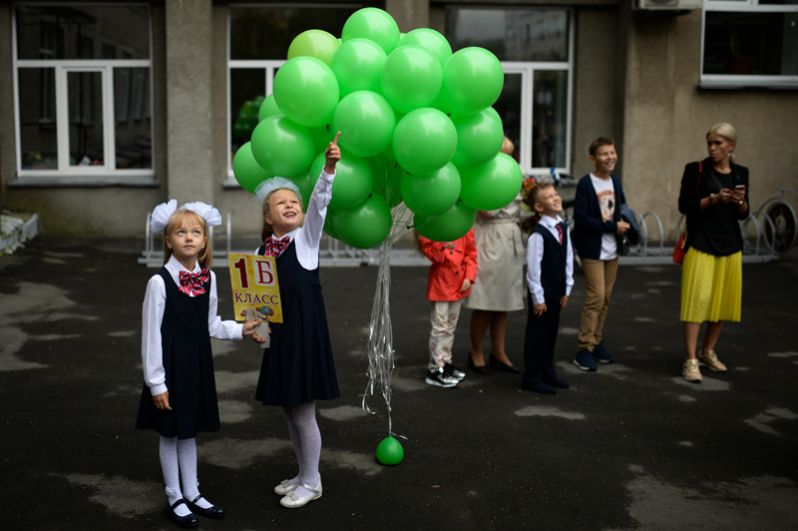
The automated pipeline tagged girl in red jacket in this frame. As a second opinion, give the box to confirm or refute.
[416,229,478,388]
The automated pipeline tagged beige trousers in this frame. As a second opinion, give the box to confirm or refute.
[577,258,619,350]
[428,300,463,371]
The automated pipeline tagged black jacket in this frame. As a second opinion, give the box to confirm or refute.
[572,174,627,260]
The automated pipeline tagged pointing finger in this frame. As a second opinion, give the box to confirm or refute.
[331,131,342,146]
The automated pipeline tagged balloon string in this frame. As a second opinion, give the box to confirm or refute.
[361,203,414,438]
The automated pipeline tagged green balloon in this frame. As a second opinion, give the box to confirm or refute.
[380,46,442,114]
[250,115,315,178]
[451,107,504,168]
[400,28,452,65]
[384,161,405,207]
[287,29,340,65]
[330,38,387,97]
[459,153,523,211]
[323,213,340,240]
[375,436,404,466]
[233,142,271,193]
[258,94,281,122]
[402,163,461,217]
[415,200,476,242]
[309,124,336,153]
[439,47,504,115]
[333,194,393,249]
[274,57,339,127]
[333,91,395,158]
[309,149,373,209]
[392,108,457,174]
[341,7,400,54]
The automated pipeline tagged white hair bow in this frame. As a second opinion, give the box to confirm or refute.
[150,199,222,234]
[254,176,303,204]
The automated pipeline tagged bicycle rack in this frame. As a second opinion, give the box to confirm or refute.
[139,207,780,268]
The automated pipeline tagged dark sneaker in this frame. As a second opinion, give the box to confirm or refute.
[573,349,597,372]
[425,367,459,388]
[543,372,570,389]
[443,363,466,381]
[593,343,614,364]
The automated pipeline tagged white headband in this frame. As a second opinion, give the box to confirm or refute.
[254,176,303,204]
[150,199,222,234]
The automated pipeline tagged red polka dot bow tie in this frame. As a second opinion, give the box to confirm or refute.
[262,235,292,257]
[178,268,209,296]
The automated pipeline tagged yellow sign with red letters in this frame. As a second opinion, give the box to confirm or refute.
[228,253,283,323]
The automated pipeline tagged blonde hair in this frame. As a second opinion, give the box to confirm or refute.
[706,122,737,144]
[162,210,212,268]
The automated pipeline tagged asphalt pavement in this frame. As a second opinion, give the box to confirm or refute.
[1,238,797,530]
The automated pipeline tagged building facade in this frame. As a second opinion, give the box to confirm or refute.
[1,0,796,239]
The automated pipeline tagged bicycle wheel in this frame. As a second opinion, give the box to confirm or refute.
[765,203,797,253]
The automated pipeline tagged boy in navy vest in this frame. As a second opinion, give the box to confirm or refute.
[521,182,574,394]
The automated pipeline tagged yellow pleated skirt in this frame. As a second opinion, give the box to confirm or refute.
[680,248,742,323]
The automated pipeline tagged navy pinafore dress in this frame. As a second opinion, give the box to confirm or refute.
[255,240,339,406]
[135,268,221,438]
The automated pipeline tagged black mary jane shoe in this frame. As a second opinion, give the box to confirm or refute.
[489,355,521,374]
[468,356,488,374]
[186,495,226,519]
[167,499,199,528]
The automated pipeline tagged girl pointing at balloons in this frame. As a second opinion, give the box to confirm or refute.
[251,132,341,509]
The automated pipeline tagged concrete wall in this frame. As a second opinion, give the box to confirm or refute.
[621,11,798,239]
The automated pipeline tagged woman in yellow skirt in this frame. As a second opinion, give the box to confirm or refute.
[678,122,749,383]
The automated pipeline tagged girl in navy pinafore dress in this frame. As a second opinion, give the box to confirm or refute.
[252,133,341,509]
[135,201,259,527]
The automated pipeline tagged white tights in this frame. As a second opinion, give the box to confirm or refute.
[159,436,213,515]
[282,401,321,495]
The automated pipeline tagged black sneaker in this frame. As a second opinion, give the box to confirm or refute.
[443,363,466,381]
[425,367,459,388]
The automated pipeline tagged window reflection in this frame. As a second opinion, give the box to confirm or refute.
[16,5,150,59]
[532,71,568,168]
[18,68,58,170]
[446,7,568,61]
[115,68,152,169]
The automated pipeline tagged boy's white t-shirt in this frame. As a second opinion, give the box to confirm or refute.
[589,173,618,260]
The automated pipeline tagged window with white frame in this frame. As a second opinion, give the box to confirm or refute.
[446,7,573,176]
[227,4,358,181]
[702,0,798,88]
[13,4,153,180]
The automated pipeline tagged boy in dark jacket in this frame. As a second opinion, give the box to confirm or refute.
[571,138,630,371]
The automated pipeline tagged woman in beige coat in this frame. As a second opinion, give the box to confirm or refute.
[466,137,525,373]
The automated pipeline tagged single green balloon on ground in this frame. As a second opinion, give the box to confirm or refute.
[459,152,523,211]
[250,115,315,178]
[333,194,393,249]
[287,29,340,65]
[333,90,396,158]
[309,149,373,210]
[401,162,461,217]
[273,56,340,127]
[451,107,504,168]
[392,108,457,175]
[414,200,476,242]
[375,436,404,466]
[341,7,400,54]
[233,142,271,193]
[330,38,387,97]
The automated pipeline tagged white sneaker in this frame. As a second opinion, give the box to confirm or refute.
[279,481,322,508]
[274,477,300,496]
[682,359,703,383]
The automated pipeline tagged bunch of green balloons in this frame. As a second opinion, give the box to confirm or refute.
[233,7,522,247]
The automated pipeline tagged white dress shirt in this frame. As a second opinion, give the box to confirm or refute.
[257,169,335,271]
[526,214,574,305]
[141,255,243,396]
